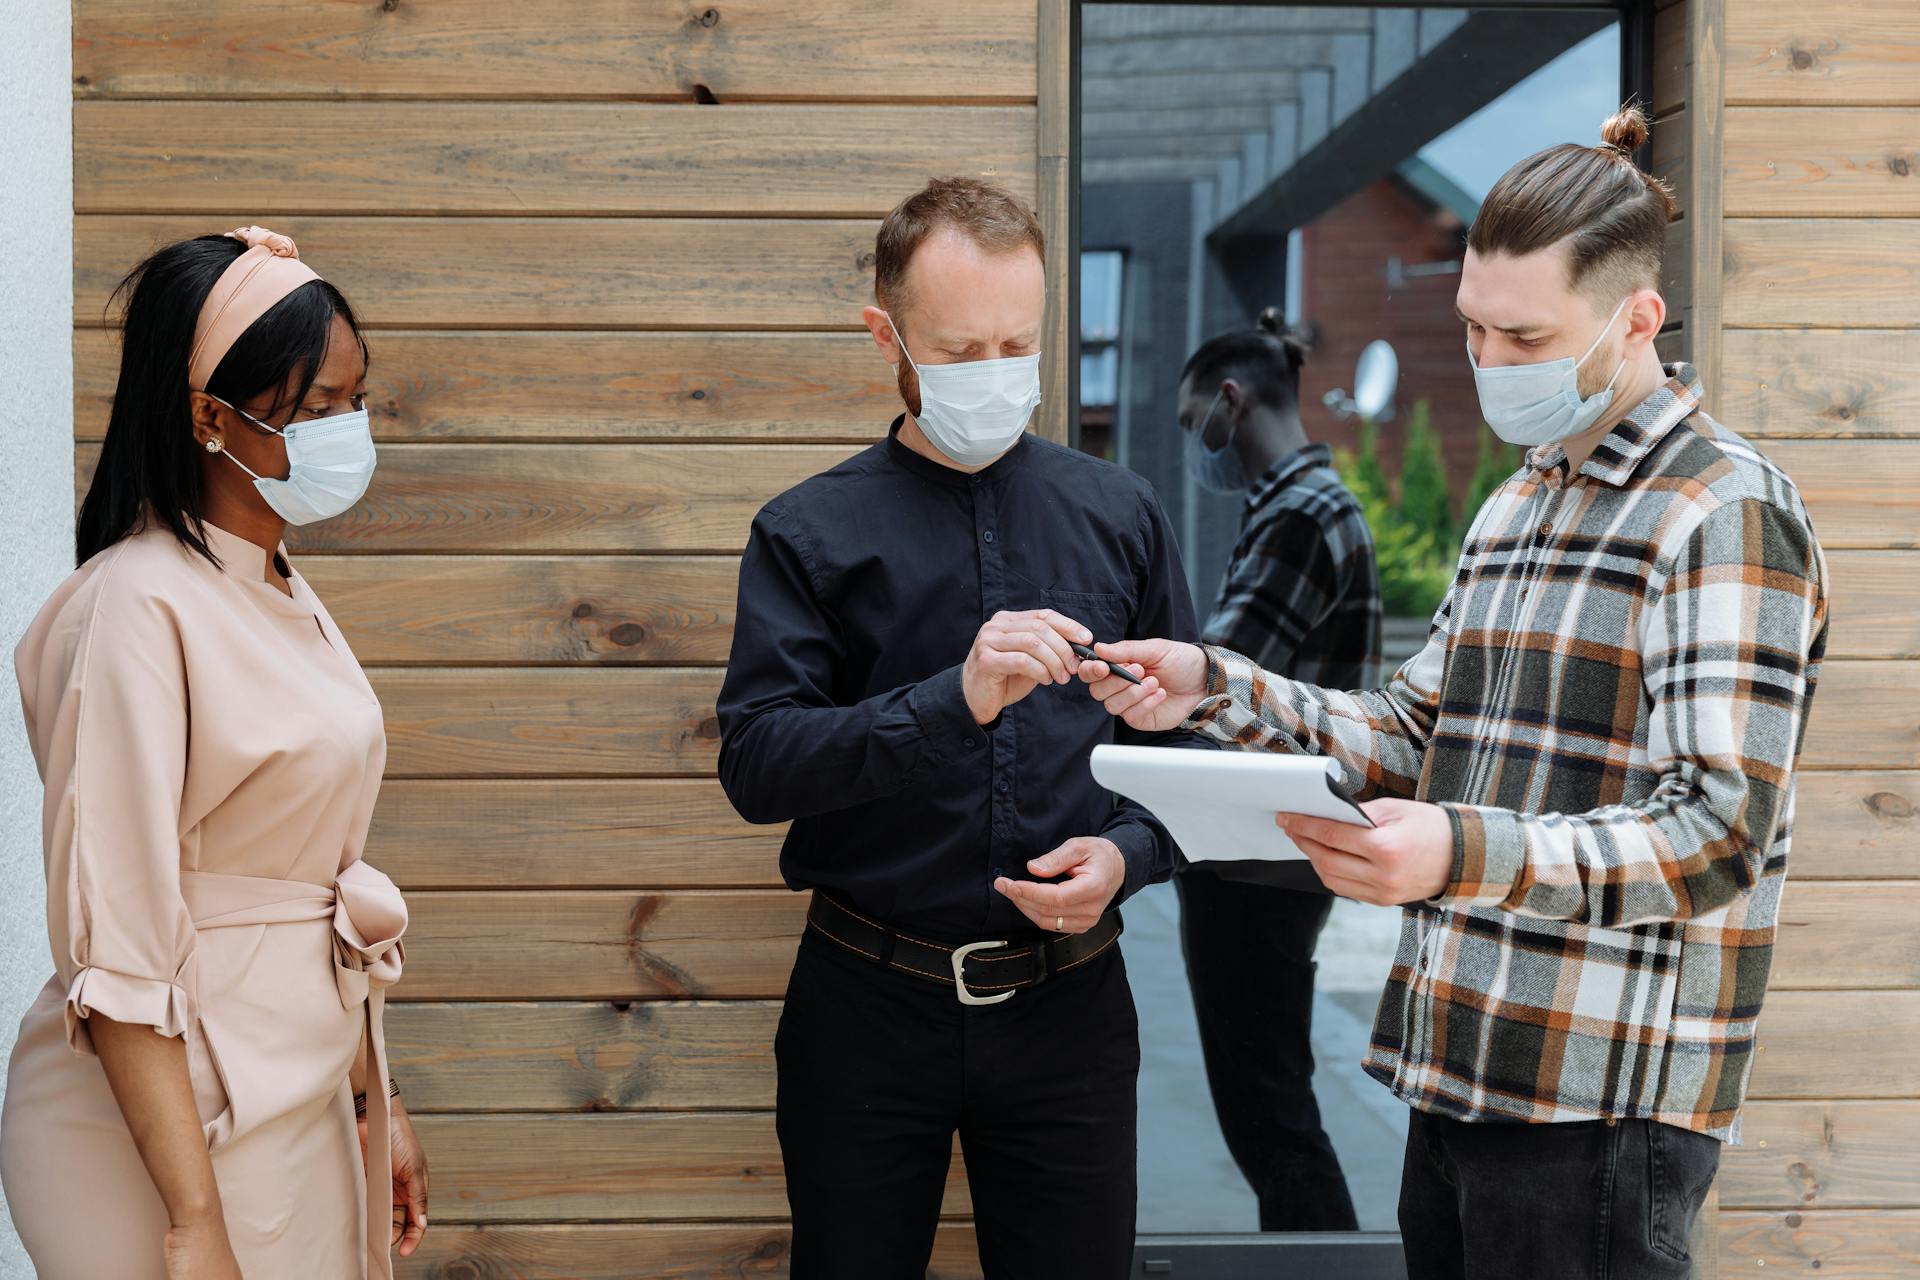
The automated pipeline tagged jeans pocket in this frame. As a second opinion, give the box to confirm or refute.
[1647,1121,1721,1263]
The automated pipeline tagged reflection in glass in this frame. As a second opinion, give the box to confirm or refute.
[1076,3,1624,1241]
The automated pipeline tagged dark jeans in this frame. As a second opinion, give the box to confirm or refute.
[1400,1109,1723,1280]
[775,925,1140,1280]
[1176,868,1358,1232]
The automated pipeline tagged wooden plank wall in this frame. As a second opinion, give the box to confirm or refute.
[1690,1,1920,1275]
[71,3,1057,1274]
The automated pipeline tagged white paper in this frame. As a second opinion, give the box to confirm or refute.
[1089,743,1369,863]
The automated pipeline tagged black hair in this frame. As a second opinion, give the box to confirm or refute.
[1179,307,1313,413]
[75,234,369,567]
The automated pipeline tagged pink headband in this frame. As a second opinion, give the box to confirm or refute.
[186,226,322,392]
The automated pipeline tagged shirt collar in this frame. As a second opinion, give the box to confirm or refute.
[197,519,293,586]
[1247,442,1333,510]
[1527,363,1703,489]
[883,414,1031,490]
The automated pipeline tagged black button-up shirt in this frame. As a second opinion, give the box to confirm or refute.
[717,419,1201,938]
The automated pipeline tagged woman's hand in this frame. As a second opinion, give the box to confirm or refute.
[1077,638,1210,731]
[358,1097,430,1257]
[163,1218,244,1280]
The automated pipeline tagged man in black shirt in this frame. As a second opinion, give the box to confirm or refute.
[717,178,1199,1277]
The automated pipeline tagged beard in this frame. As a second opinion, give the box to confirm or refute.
[1575,336,1627,400]
[894,360,923,419]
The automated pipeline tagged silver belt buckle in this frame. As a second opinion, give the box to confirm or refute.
[951,939,1016,1006]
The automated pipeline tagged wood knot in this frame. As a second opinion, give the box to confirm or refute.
[1890,154,1914,178]
[573,602,595,619]
[1826,402,1855,421]
[696,715,722,740]
[586,1096,618,1112]
[1866,790,1915,820]
[700,6,721,26]
[1786,1213,1803,1228]
[73,75,90,87]
[380,0,400,12]
[444,1265,481,1280]
[692,83,719,104]
[752,1237,787,1261]
[1788,45,1815,70]
[609,1000,632,1012]
[609,622,649,647]
[857,251,878,271]
[689,388,708,401]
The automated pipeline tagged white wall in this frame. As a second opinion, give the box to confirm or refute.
[0,0,74,1272]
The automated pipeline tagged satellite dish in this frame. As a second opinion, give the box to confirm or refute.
[1353,340,1399,421]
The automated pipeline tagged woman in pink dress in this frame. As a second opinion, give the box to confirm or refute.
[2,227,429,1278]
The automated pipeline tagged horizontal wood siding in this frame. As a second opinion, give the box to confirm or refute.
[1712,4,1920,1273]
[71,3,1044,1273]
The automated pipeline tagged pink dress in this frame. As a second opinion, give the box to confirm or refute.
[1,521,406,1279]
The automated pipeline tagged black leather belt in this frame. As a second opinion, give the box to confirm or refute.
[807,891,1125,1006]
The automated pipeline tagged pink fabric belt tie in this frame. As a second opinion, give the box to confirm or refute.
[180,862,407,1280]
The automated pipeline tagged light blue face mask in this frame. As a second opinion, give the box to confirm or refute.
[1468,296,1631,448]
[1182,388,1249,493]
[212,397,378,526]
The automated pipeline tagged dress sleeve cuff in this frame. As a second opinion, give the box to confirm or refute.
[1436,803,1527,909]
[1178,645,1260,743]
[908,664,991,768]
[64,966,193,1055]
[1100,819,1159,903]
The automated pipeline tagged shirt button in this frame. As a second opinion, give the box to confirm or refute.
[963,736,977,749]
[995,778,1011,795]
[1537,521,1553,538]
[982,530,995,543]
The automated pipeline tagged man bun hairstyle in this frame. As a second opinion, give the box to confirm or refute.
[1181,307,1313,413]
[873,177,1046,314]
[1467,102,1678,303]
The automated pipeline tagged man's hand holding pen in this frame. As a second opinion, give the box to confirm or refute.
[1076,638,1210,730]
[962,609,1097,725]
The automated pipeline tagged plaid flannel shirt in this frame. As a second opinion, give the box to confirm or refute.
[1202,443,1381,691]
[1183,366,1827,1140]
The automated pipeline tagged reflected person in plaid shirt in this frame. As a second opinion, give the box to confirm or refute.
[1082,106,1827,1280]
[1173,309,1380,1233]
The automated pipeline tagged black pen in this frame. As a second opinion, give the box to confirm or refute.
[1071,643,1145,686]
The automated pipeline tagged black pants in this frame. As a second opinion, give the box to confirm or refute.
[1400,1109,1723,1280]
[1176,868,1357,1231]
[776,926,1139,1280]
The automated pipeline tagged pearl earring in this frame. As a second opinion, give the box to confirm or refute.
[205,439,222,453]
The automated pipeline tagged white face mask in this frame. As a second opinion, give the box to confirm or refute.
[1468,296,1632,448]
[885,313,1042,467]
[213,398,378,526]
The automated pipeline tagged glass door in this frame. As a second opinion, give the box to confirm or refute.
[1072,5,1644,1274]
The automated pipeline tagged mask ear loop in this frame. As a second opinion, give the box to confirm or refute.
[205,395,283,480]
[1575,296,1635,372]
[1195,387,1229,452]
[1583,297,1637,402]
[882,312,923,377]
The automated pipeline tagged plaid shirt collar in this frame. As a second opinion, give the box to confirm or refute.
[1525,363,1704,491]
[1246,441,1334,512]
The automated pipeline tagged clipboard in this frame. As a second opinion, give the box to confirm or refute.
[1089,743,1373,870]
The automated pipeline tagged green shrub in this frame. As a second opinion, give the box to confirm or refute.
[1460,426,1522,540]
[1334,401,1461,620]
[1397,400,1454,546]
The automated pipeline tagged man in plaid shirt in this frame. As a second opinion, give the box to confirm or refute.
[1173,309,1381,1231]
[1083,106,1826,1280]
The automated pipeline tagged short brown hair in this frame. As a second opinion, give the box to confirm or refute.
[1467,104,1678,302]
[874,177,1046,313]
